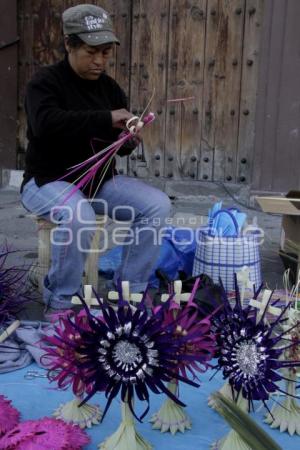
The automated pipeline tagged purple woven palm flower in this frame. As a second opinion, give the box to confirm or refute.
[211,280,300,412]
[46,294,201,422]
[153,278,217,380]
[0,244,33,325]
[42,311,97,397]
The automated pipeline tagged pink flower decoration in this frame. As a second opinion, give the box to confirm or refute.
[0,396,20,437]
[0,417,90,449]
[157,302,216,379]
[44,309,75,324]
[41,311,97,396]
[154,279,216,380]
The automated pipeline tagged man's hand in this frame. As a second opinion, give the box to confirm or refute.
[127,133,142,149]
[111,109,134,129]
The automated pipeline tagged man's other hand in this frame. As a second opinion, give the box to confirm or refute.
[127,133,142,149]
[111,109,134,129]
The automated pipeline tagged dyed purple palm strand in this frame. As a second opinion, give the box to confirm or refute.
[60,142,123,205]
[58,113,155,204]
[187,277,200,307]
[58,133,128,181]
[0,245,33,323]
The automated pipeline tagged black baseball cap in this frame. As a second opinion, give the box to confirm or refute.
[62,4,120,46]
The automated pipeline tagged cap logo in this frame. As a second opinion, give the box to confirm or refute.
[84,15,107,31]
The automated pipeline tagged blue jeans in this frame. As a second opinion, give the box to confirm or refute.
[21,176,171,309]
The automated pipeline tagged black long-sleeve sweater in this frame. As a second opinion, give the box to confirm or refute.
[21,56,133,195]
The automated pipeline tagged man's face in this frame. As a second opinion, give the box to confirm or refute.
[66,41,113,80]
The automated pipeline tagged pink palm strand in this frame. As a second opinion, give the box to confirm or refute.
[0,396,20,437]
[0,417,89,449]
[58,112,155,204]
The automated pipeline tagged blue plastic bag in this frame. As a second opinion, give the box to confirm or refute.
[208,202,246,236]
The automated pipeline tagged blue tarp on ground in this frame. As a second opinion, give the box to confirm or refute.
[1,364,299,449]
[99,227,197,287]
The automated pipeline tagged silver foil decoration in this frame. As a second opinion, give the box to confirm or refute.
[234,340,261,377]
[113,340,141,365]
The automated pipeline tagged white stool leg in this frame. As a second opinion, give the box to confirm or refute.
[85,226,101,292]
[297,249,300,283]
[37,219,52,292]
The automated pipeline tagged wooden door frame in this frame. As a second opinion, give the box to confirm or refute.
[0,0,18,176]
